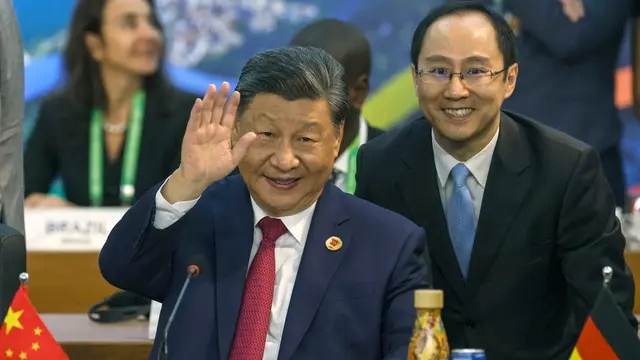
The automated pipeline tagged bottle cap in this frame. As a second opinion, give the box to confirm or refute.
[414,289,444,309]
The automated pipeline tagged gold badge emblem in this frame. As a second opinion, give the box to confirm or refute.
[325,236,342,251]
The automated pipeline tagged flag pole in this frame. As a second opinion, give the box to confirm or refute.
[19,272,28,285]
[602,265,612,287]
[19,272,29,294]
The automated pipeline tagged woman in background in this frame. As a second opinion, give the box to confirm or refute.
[24,0,195,207]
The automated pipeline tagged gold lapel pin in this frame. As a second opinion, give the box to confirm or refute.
[325,236,343,251]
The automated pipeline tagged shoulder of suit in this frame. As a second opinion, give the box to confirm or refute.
[39,88,76,112]
[38,84,197,116]
[503,109,594,157]
[151,85,198,119]
[201,174,246,200]
[361,118,425,154]
[340,192,422,237]
[164,86,198,107]
[35,88,87,130]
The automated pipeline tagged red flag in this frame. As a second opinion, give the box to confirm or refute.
[0,285,69,359]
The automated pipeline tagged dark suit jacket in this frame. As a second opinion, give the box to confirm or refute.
[355,111,637,360]
[367,123,385,142]
[501,0,632,151]
[24,85,196,206]
[99,175,429,360]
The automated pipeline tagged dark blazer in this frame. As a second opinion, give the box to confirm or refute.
[99,175,429,360]
[355,111,637,360]
[24,85,196,206]
[501,0,632,152]
[367,123,385,142]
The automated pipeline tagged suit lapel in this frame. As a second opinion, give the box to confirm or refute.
[278,184,350,360]
[396,120,466,303]
[213,176,255,360]
[466,113,532,296]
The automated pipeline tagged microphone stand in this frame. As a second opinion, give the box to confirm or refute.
[157,265,199,360]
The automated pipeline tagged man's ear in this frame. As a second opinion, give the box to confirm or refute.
[348,74,370,110]
[334,122,344,159]
[411,65,420,95]
[503,63,519,99]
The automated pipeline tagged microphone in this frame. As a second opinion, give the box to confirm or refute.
[158,264,200,360]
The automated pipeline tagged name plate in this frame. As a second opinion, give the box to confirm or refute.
[25,207,128,252]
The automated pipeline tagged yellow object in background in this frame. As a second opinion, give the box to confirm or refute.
[362,67,419,130]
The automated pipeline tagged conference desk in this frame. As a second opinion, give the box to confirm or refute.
[26,252,640,360]
[21,207,640,359]
[26,250,640,315]
[42,314,640,360]
[24,207,126,313]
[27,251,118,314]
[43,314,151,360]
[23,207,640,315]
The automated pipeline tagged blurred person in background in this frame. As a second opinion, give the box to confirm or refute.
[289,19,384,194]
[24,0,195,208]
[499,0,634,207]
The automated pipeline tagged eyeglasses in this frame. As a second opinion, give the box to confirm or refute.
[415,67,506,86]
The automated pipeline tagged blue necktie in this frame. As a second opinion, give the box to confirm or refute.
[446,163,476,278]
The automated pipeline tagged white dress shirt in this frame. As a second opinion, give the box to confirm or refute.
[153,185,316,360]
[333,116,368,192]
[431,128,499,223]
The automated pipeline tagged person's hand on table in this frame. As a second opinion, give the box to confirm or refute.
[25,193,76,208]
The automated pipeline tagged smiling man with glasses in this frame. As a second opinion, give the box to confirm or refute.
[355,2,636,360]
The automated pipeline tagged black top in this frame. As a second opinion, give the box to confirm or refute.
[24,85,196,206]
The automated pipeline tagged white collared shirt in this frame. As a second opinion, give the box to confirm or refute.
[333,116,368,192]
[153,186,316,360]
[431,128,499,222]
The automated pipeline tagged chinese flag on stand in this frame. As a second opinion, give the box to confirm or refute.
[0,285,69,359]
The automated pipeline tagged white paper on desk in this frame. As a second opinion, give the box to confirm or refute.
[149,301,162,340]
[24,207,128,251]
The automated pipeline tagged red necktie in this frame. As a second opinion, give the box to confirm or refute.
[228,217,287,360]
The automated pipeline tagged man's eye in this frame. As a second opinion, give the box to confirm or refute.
[465,68,488,76]
[427,68,449,75]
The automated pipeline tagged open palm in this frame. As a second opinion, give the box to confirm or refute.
[179,82,256,186]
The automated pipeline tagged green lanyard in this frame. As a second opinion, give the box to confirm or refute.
[345,135,360,194]
[89,91,145,206]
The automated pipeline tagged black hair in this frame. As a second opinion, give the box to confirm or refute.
[235,46,350,129]
[290,19,371,86]
[411,1,517,69]
[62,0,168,112]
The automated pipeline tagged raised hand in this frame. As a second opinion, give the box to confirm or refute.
[163,82,256,202]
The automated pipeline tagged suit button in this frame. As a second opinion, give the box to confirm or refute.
[465,320,476,329]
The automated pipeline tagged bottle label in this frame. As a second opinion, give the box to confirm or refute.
[408,309,450,360]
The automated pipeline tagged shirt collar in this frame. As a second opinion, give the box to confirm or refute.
[432,127,500,189]
[334,116,368,173]
[250,197,316,246]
